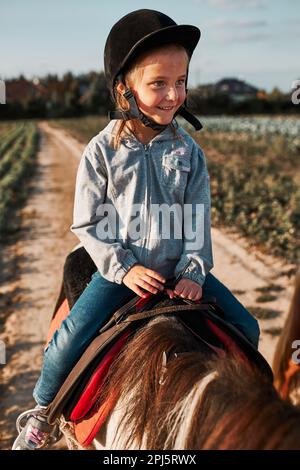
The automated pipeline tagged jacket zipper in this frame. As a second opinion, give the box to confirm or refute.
[143,144,151,263]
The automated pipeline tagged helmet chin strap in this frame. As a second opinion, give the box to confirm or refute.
[110,87,169,132]
[109,75,203,132]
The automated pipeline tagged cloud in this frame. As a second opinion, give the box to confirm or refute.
[213,30,270,43]
[211,18,267,28]
[206,14,269,43]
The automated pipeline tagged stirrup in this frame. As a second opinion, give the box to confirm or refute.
[15,408,63,448]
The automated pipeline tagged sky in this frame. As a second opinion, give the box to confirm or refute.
[1,0,299,92]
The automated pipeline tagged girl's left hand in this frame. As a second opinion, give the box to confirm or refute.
[166,278,202,301]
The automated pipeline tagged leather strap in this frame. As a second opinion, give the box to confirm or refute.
[120,303,215,324]
[109,78,202,131]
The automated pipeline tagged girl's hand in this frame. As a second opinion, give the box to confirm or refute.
[166,278,202,301]
[123,264,166,297]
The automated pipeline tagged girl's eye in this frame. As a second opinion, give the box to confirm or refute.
[152,81,165,87]
[151,80,186,88]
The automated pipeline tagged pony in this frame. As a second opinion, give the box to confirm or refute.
[273,266,300,405]
[60,314,300,450]
[49,247,300,449]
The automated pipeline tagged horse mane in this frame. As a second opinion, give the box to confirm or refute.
[273,266,300,395]
[97,315,300,450]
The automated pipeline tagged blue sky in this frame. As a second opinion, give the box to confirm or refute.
[1,0,299,92]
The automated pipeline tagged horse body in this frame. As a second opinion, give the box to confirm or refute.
[93,392,143,450]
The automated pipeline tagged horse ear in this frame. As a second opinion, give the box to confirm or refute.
[162,351,167,367]
[159,351,168,386]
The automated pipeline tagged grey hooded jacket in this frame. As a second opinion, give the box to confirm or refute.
[71,119,213,286]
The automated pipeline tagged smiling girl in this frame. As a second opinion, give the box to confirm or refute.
[12,9,259,450]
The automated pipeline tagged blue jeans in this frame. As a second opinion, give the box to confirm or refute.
[33,271,259,406]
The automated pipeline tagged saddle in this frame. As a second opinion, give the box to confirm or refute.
[46,246,273,447]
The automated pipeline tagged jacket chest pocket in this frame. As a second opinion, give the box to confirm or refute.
[161,154,191,189]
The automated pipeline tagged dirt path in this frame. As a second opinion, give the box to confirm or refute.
[211,227,293,363]
[0,122,294,450]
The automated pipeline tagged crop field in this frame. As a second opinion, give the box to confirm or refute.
[42,115,300,265]
[188,117,300,264]
[0,121,39,234]
[49,116,109,144]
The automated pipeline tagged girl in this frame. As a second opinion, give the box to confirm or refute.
[13,9,259,450]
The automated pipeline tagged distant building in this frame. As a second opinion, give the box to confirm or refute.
[197,77,259,102]
[6,77,49,104]
[216,78,258,101]
[6,78,35,103]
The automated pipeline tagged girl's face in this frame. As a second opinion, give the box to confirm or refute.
[124,48,189,126]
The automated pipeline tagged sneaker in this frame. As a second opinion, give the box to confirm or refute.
[12,405,62,450]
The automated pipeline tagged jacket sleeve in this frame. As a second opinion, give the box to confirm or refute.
[70,140,138,284]
[174,144,214,286]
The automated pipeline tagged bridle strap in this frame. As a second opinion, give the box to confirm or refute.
[116,302,214,324]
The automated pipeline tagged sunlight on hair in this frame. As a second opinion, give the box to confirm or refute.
[164,370,218,449]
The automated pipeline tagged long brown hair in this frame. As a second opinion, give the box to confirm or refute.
[97,315,300,450]
[111,43,189,149]
[273,266,300,395]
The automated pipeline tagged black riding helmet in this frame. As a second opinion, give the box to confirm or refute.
[104,9,203,131]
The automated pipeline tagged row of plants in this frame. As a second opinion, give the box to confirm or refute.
[183,116,300,170]
[0,124,26,157]
[49,116,109,144]
[207,158,299,263]
[0,122,18,139]
[192,115,300,138]
[0,122,40,235]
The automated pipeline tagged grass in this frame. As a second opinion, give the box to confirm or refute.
[263,326,283,337]
[49,115,109,143]
[255,284,284,293]
[256,294,278,303]
[0,122,18,139]
[192,130,300,265]
[0,121,40,236]
[231,289,246,295]
[247,306,281,320]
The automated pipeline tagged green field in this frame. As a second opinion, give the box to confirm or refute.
[187,117,300,264]
[0,121,39,235]
[49,116,109,144]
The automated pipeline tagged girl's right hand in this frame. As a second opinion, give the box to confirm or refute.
[122,264,166,298]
